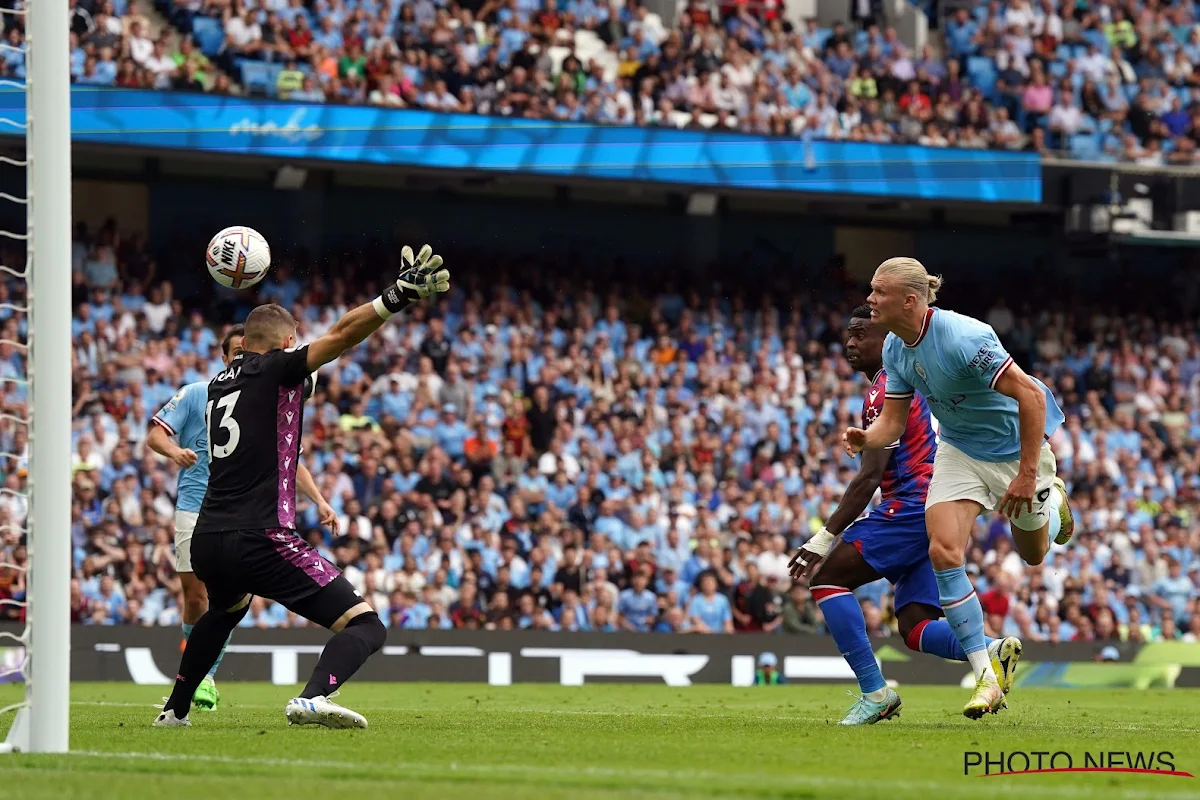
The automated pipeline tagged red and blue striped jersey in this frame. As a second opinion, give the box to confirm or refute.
[863,369,937,513]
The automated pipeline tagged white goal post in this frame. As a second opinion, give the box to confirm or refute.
[0,0,73,754]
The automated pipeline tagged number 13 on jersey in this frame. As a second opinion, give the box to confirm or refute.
[206,390,242,459]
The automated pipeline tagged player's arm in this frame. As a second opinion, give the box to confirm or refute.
[854,397,910,451]
[147,388,199,468]
[953,321,1045,517]
[305,245,449,372]
[788,447,889,580]
[993,360,1046,517]
[146,423,198,468]
[844,347,912,455]
[825,447,890,535]
[296,461,339,535]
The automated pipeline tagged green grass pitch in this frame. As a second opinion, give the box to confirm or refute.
[1,683,1199,799]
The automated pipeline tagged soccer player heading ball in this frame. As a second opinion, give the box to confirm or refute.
[842,257,1074,720]
[154,245,449,730]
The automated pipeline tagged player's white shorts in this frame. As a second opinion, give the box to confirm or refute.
[174,510,199,573]
[925,440,1057,530]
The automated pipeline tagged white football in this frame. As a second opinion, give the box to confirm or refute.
[206,226,271,289]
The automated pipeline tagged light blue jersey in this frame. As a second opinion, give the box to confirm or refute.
[882,308,1064,463]
[152,381,210,512]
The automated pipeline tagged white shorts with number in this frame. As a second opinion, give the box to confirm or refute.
[925,440,1058,530]
[175,510,199,573]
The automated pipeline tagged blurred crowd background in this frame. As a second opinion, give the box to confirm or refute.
[0,214,1189,647]
[7,0,1195,162]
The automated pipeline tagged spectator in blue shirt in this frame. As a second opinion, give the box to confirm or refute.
[1151,560,1196,624]
[944,8,979,58]
[89,574,127,625]
[436,405,471,459]
[686,573,733,634]
[312,16,343,51]
[617,571,659,632]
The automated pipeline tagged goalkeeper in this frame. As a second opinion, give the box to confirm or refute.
[154,247,449,730]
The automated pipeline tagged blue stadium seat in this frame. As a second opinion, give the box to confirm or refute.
[1049,60,1067,79]
[239,61,272,95]
[263,63,284,96]
[192,17,224,56]
[1069,133,1100,159]
[967,55,992,77]
[1084,30,1108,50]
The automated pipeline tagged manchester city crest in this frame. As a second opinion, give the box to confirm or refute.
[915,361,927,381]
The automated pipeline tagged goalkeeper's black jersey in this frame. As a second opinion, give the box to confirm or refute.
[195,346,311,535]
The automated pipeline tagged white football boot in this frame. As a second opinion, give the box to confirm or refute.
[285,694,368,730]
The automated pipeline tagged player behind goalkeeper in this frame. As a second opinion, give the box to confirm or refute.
[153,246,449,729]
[789,306,1021,725]
[842,258,1073,720]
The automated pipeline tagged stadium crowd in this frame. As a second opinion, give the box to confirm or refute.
[34,0,1200,163]
[0,222,1184,647]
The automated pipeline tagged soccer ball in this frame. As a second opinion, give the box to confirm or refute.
[206,226,271,289]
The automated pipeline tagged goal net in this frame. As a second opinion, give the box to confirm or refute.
[0,0,73,754]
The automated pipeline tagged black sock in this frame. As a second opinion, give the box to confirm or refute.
[163,603,248,717]
[300,612,385,699]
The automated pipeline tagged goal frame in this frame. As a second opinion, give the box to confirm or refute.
[4,0,75,754]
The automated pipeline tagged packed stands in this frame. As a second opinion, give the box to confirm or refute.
[37,0,1174,162]
[3,220,1186,645]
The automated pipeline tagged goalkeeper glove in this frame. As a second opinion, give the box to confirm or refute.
[373,244,450,319]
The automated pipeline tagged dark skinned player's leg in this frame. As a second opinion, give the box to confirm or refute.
[895,602,948,648]
[809,539,893,702]
[890,556,1003,668]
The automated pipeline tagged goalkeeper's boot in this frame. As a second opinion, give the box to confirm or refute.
[987,636,1023,695]
[1052,477,1075,546]
[838,688,902,725]
[285,694,368,730]
[193,675,220,712]
[963,677,1007,720]
[152,708,191,728]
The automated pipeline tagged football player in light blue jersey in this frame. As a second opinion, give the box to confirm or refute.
[843,258,1075,721]
[147,325,337,711]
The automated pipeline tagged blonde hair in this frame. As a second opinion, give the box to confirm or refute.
[875,257,944,304]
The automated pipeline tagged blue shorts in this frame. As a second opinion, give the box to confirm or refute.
[840,507,939,612]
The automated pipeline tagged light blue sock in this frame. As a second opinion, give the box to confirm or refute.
[208,633,232,678]
[183,622,230,679]
[934,566,988,655]
[813,587,886,695]
[909,618,996,661]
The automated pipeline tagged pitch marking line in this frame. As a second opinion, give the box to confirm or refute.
[65,701,1200,734]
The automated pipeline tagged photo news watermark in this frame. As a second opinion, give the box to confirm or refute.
[964,751,1194,778]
